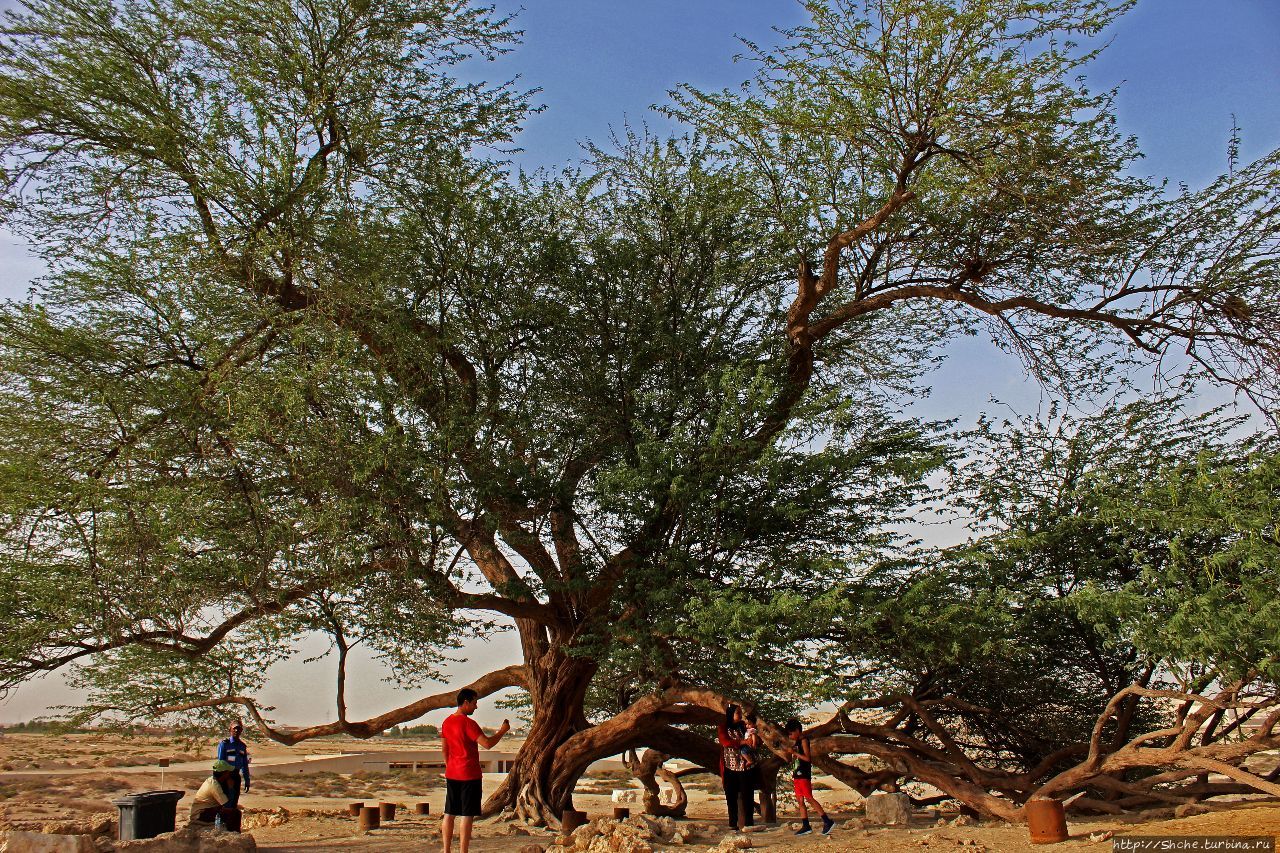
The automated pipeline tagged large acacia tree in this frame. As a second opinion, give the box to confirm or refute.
[1,0,1278,823]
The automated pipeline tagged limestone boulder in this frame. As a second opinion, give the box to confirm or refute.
[705,836,751,852]
[556,819,653,853]
[37,815,113,840]
[240,809,289,831]
[113,824,256,852]
[1,831,96,853]
[864,792,912,826]
[624,815,675,842]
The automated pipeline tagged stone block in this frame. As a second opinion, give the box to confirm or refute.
[1,832,96,853]
[864,792,912,825]
[113,823,257,852]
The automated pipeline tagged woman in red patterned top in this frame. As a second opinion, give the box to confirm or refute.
[718,704,755,830]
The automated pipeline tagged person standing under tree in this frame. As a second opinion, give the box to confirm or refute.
[215,722,250,808]
[441,688,510,853]
[718,704,755,831]
[784,718,835,836]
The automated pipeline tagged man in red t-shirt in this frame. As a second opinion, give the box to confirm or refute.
[441,687,510,853]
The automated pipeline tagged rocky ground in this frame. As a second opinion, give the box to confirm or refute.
[238,801,1280,852]
[2,734,1278,851]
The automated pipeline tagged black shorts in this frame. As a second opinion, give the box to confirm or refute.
[445,778,482,817]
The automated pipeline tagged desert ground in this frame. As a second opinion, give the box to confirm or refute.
[2,732,1278,851]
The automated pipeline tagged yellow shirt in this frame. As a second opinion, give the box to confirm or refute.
[189,776,229,820]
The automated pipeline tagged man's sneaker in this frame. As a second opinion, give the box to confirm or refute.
[821,815,835,835]
[795,822,813,836]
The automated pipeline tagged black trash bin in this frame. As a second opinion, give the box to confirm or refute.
[111,790,185,840]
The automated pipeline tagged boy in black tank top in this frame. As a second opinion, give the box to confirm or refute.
[784,718,835,836]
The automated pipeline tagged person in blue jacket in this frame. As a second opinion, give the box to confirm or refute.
[215,722,250,806]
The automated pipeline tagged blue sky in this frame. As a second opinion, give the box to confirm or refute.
[491,0,1280,179]
[1,0,1278,725]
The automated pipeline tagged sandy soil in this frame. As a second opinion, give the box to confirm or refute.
[3,734,1278,851]
[242,798,1280,852]
[229,804,1280,852]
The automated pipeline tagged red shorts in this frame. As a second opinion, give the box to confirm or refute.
[793,778,813,799]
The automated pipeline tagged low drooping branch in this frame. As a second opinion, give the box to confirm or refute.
[614,680,1280,824]
[158,664,529,745]
[786,682,1280,821]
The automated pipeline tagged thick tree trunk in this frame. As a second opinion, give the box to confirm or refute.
[482,640,598,825]
[757,757,781,823]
